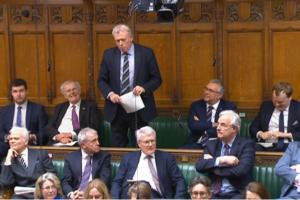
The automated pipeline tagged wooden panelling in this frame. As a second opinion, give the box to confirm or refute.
[94,32,115,104]
[0,33,9,104]
[225,32,264,108]
[12,33,48,104]
[272,31,300,100]
[1,0,300,117]
[52,33,88,104]
[179,32,214,107]
[138,32,175,106]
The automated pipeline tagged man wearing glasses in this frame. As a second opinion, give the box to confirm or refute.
[183,79,236,149]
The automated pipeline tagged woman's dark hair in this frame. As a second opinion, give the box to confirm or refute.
[244,182,270,199]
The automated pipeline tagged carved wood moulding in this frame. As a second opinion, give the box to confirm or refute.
[49,5,84,24]
[178,2,214,23]
[10,5,43,24]
[272,0,300,21]
[94,4,129,24]
[0,7,3,23]
[226,1,264,22]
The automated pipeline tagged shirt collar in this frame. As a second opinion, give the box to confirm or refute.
[122,44,134,56]
[19,147,28,157]
[206,100,220,110]
[222,135,236,148]
[81,149,90,159]
[69,100,81,108]
[15,101,28,109]
[141,151,155,160]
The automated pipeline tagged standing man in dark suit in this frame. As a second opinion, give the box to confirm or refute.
[250,82,300,151]
[275,142,300,199]
[0,79,48,161]
[0,127,55,199]
[62,127,111,199]
[196,110,255,199]
[98,24,162,147]
[183,79,236,149]
[111,126,186,199]
[45,80,101,145]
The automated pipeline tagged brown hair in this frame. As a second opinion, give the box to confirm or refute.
[34,172,63,199]
[128,180,152,199]
[272,82,293,97]
[245,182,270,199]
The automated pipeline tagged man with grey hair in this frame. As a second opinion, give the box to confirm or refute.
[45,80,101,145]
[98,24,162,147]
[111,126,186,199]
[62,127,111,199]
[183,79,237,149]
[0,127,55,199]
[196,110,255,199]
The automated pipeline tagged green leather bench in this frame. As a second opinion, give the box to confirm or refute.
[53,160,282,199]
[100,116,252,148]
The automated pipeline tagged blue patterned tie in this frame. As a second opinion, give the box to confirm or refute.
[16,106,22,127]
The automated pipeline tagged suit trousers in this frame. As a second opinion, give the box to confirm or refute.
[111,105,147,147]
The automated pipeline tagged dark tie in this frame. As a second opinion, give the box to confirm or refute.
[121,53,130,94]
[207,106,214,122]
[71,105,80,131]
[147,155,162,194]
[212,144,230,194]
[277,111,285,149]
[17,154,27,168]
[79,156,92,191]
[16,106,22,127]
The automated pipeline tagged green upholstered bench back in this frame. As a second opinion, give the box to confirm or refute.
[100,116,189,148]
[53,159,281,199]
[240,118,252,138]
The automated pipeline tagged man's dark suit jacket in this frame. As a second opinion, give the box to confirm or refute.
[188,99,237,143]
[0,101,48,157]
[98,43,162,123]
[250,100,300,142]
[195,136,255,192]
[61,149,111,195]
[0,148,55,198]
[45,100,101,144]
[111,150,186,199]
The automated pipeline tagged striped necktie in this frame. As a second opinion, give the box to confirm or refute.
[121,53,130,94]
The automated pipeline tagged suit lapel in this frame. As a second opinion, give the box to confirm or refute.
[133,44,140,86]
[92,154,99,178]
[8,104,15,128]
[215,99,225,122]
[229,137,240,155]
[216,140,223,156]
[288,101,296,131]
[27,149,37,175]
[129,151,141,179]
[77,151,83,177]
[57,103,69,124]
[26,101,31,128]
[79,100,86,127]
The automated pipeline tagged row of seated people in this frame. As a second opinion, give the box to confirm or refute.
[0,111,299,199]
[1,78,299,153]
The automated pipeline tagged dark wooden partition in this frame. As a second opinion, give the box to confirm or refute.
[1,0,300,117]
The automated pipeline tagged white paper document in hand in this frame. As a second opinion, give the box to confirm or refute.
[120,92,145,113]
[14,186,35,194]
[53,141,78,147]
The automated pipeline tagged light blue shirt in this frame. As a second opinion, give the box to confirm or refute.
[120,44,135,90]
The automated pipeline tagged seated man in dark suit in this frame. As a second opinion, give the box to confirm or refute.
[45,80,101,145]
[62,127,111,199]
[275,142,300,199]
[250,82,300,151]
[111,126,187,199]
[0,79,48,161]
[0,127,55,199]
[183,79,236,149]
[196,110,255,199]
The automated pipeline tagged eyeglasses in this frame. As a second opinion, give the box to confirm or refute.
[42,185,56,190]
[141,140,156,146]
[204,87,221,94]
[191,191,209,197]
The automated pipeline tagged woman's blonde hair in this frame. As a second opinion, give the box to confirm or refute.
[34,172,63,199]
[84,179,111,199]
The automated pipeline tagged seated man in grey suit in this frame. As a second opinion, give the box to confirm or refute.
[111,126,186,199]
[62,127,111,199]
[275,142,300,199]
[45,80,101,145]
[0,127,55,199]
